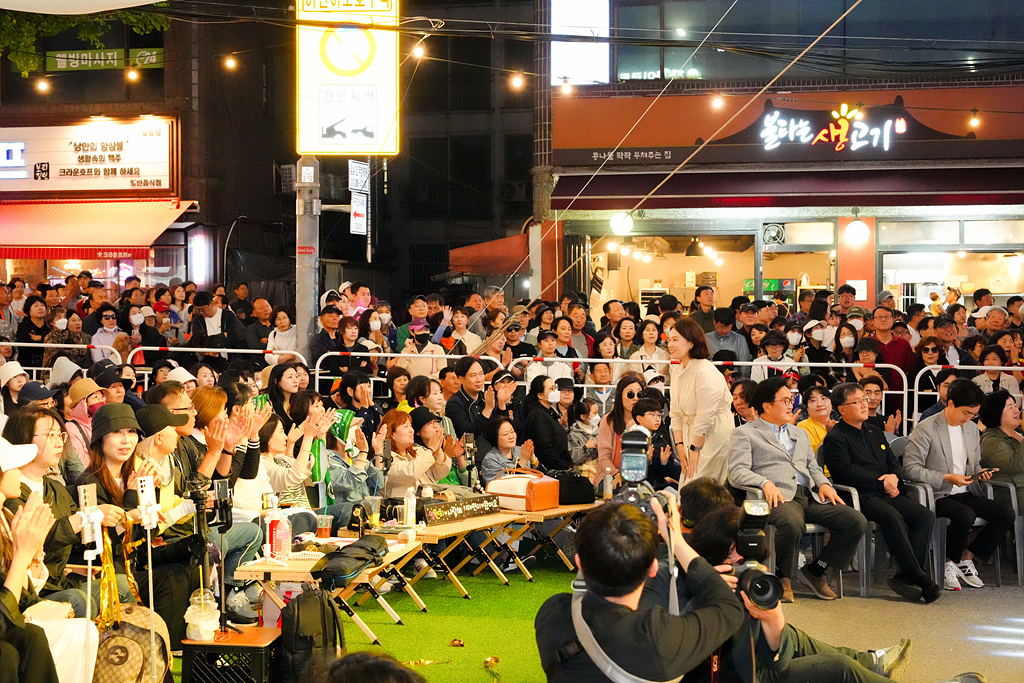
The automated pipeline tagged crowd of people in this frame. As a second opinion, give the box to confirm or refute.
[0,272,1020,683]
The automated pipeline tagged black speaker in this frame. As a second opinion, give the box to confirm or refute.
[608,253,621,271]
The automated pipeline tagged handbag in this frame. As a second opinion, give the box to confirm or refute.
[485,467,560,511]
[546,470,596,505]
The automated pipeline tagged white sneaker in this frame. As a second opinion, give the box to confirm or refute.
[414,558,437,579]
[955,560,985,588]
[944,561,962,591]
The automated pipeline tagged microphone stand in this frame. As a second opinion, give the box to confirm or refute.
[210,488,241,635]
[138,487,161,683]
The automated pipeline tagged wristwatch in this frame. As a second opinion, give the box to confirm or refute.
[689,444,703,452]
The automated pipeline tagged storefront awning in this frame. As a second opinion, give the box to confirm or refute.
[0,199,192,259]
[449,233,529,275]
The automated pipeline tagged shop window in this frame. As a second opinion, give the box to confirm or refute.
[450,135,493,220]
[616,4,661,81]
[877,221,959,245]
[964,220,1024,245]
[781,222,834,245]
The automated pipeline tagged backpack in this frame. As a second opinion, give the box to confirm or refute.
[310,535,388,591]
[279,584,346,683]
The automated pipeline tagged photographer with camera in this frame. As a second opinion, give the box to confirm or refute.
[687,506,983,683]
[534,498,743,682]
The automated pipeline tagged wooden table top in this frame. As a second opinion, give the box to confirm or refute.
[234,541,421,582]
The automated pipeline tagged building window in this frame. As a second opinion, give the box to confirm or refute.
[407,242,449,292]
[877,221,960,245]
[406,36,491,112]
[450,136,492,220]
[405,136,492,221]
[406,137,450,219]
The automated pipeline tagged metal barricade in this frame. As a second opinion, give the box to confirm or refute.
[312,351,505,390]
[125,346,308,367]
[913,363,1024,420]
[0,342,123,381]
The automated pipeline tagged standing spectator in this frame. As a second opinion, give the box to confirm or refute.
[309,304,344,390]
[0,283,15,338]
[872,305,915,395]
[567,303,593,359]
[614,317,639,360]
[265,307,299,365]
[15,295,49,370]
[823,382,940,603]
[8,277,27,319]
[728,377,868,602]
[448,307,482,352]
[789,289,814,324]
[627,319,672,380]
[836,284,857,316]
[668,318,734,483]
[705,308,751,379]
[903,379,1015,590]
[358,307,393,371]
[228,283,252,324]
[503,319,535,381]
[1007,295,1023,329]
[688,286,716,333]
[599,299,626,335]
[525,304,556,345]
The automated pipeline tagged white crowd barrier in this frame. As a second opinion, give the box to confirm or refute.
[312,351,505,389]
[125,345,308,367]
[913,363,1024,419]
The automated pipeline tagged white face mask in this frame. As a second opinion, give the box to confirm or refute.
[547,390,562,404]
[786,332,802,345]
[369,320,382,331]
[54,318,68,330]
[840,335,856,349]
[811,328,825,341]
[589,415,601,427]
[848,318,864,331]
[378,313,392,325]
[130,313,145,326]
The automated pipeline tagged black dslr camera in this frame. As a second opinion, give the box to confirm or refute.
[613,429,675,522]
[730,499,784,610]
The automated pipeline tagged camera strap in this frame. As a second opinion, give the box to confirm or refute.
[570,591,684,683]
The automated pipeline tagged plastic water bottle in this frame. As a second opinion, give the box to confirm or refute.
[603,467,613,500]
[271,512,292,561]
[403,486,417,527]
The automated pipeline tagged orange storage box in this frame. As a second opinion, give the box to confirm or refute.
[486,468,560,512]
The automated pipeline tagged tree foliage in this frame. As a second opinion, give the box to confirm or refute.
[0,8,169,76]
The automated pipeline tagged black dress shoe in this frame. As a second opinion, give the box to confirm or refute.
[887,575,923,602]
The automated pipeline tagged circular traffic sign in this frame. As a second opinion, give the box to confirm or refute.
[319,25,376,77]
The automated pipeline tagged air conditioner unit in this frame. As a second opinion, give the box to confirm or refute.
[499,180,527,202]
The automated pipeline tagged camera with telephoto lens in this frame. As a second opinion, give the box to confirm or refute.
[612,429,675,523]
[730,499,784,611]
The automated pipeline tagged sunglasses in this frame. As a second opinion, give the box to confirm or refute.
[102,314,117,320]
[625,390,638,399]
[922,346,939,353]
[507,324,522,332]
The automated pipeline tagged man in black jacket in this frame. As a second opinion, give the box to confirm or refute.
[446,356,512,461]
[188,290,249,364]
[309,304,345,393]
[822,382,941,603]
[535,500,743,683]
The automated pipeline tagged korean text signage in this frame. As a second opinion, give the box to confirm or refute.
[296,0,399,156]
[0,117,173,194]
[44,48,164,72]
[760,103,904,153]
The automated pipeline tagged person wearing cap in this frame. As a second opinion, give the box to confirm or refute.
[2,406,121,616]
[187,291,248,364]
[932,313,964,367]
[0,434,64,683]
[798,319,833,386]
[308,303,345,391]
[503,318,536,382]
[79,403,194,648]
[396,319,445,380]
[524,329,573,386]
[93,368,131,408]
[0,363,30,417]
[395,295,429,351]
[877,290,897,310]
[446,357,515,461]
[149,359,177,386]
[751,331,798,383]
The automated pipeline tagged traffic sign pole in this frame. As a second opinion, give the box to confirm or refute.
[296,155,321,365]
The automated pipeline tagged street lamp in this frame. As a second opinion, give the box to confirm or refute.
[611,212,633,235]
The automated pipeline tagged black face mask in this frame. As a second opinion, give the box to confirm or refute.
[415,333,430,344]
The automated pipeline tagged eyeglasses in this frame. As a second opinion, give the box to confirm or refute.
[841,397,870,406]
[771,397,795,406]
[921,347,939,353]
[34,430,68,444]
[171,402,196,414]
[101,314,117,320]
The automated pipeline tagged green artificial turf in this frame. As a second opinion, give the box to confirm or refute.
[171,554,572,683]
[344,556,572,683]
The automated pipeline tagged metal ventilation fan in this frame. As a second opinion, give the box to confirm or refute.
[763,223,786,244]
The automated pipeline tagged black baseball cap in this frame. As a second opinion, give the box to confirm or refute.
[536,329,557,342]
[320,304,342,317]
[16,381,57,406]
[762,330,788,348]
[935,314,957,328]
[94,369,132,391]
[136,404,189,437]
[740,303,758,314]
[555,377,575,391]
[491,370,516,387]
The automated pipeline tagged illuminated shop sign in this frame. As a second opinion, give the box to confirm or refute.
[761,104,906,152]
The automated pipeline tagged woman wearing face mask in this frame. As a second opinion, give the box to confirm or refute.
[592,374,647,491]
[265,306,298,366]
[831,322,861,384]
[16,295,50,370]
[42,310,91,370]
[567,398,600,479]
[783,322,807,373]
[668,318,735,484]
[800,319,835,386]
[64,379,107,468]
[357,308,392,375]
[480,417,536,487]
[396,322,445,380]
[119,305,164,367]
[524,376,572,472]
[374,302,397,351]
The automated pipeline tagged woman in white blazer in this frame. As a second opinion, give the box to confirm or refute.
[266,306,299,365]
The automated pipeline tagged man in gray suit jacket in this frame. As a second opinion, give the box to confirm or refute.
[729,377,868,603]
[903,379,1015,591]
